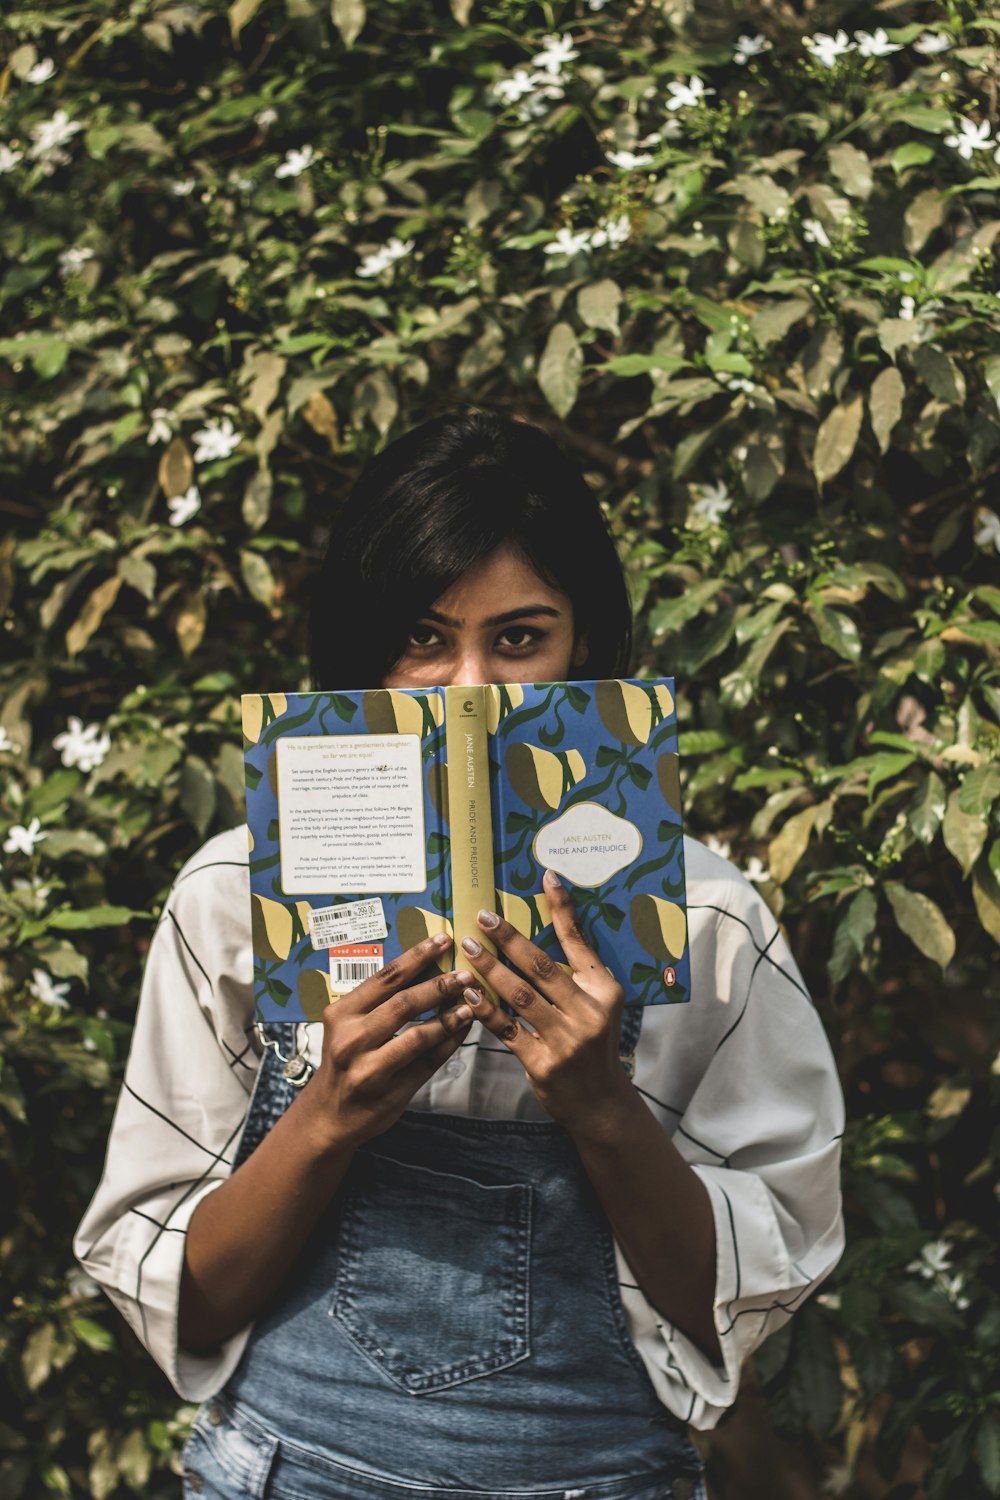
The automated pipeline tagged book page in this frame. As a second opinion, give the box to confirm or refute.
[276,735,426,895]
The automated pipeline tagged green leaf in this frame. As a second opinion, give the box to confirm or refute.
[828,888,877,987]
[957,763,1000,817]
[905,189,947,254]
[914,344,965,405]
[869,366,904,454]
[972,857,1000,945]
[813,396,863,489]
[828,142,873,200]
[331,0,366,46]
[907,771,945,845]
[577,280,621,336]
[538,323,582,418]
[808,603,862,661]
[750,299,811,348]
[48,906,145,930]
[943,790,988,875]
[802,326,843,401]
[180,755,217,837]
[768,805,818,885]
[70,1317,115,1352]
[602,353,687,378]
[885,884,956,968]
[975,1413,1000,1498]
[21,1325,55,1392]
[229,0,266,40]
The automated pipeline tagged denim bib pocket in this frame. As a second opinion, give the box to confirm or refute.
[330,1150,532,1394]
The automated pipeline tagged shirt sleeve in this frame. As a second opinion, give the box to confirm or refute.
[618,845,845,1430]
[73,829,260,1401]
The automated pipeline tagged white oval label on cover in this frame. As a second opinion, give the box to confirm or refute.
[533,802,643,888]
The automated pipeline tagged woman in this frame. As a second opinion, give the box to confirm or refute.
[76,410,844,1500]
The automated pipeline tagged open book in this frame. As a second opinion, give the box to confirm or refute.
[242,679,689,1023]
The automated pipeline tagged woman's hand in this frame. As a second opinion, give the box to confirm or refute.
[299,931,474,1154]
[457,870,633,1139]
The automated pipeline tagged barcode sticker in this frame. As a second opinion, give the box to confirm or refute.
[329,941,385,994]
[309,898,388,951]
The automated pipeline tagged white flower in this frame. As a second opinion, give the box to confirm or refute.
[703,834,731,859]
[744,855,768,883]
[0,727,13,752]
[30,969,70,1009]
[734,34,770,65]
[606,149,654,170]
[26,58,57,84]
[516,79,565,120]
[803,217,831,248]
[816,1291,841,1310]
[275,145,315,179]
[803,31,855,68]
[4,818,47,855]
[665,77,715,111]
[172,178,197,197]
[899,295,916,320]
[531,33,578,76]
[722,375,755,394]
[914,32,951,56]
[53,716,111,772]
[167,485,202,526]
[592,213,630,248]
[907,1240,952,1278]
[822,1462,854,1498]
[28,109,83,159]
[229,172,254,193]
[192,417,240,463]
[255,107,278,129]
[67,1267,100,1298]
[943,1273,971,1311]
[0,145,24,174]
[356,237,416,278]
[691,480,733,523]
[944,118,993,160]
[584,0,610,9]
[494,69,538,105]
[542,226,592,258]
[855,29,901,58]
[974,508,1000,554]
[58,246,94,278]
[638,131,662,148]
[146,408,172,445]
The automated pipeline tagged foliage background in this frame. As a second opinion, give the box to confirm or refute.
[1,0,998,1496]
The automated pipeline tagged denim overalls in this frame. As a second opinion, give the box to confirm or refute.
[181,1016,705,1500]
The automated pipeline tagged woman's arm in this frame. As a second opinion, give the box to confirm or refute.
[458,873,721,1361]
[180,933,473,1352]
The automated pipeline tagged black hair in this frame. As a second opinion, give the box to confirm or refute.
[309,409,633,688]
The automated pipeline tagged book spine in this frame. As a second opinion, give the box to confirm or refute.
[444,685,497,990]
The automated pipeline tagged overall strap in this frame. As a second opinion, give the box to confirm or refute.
[234,1021,314,1168]
[618,1001,645,1080]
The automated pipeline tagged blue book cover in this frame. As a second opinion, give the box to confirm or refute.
[242,679,689,1023]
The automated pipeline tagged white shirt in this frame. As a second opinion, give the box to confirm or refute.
[74,827,845,1431]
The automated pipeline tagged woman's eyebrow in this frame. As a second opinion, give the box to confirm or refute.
[423,605,563,628]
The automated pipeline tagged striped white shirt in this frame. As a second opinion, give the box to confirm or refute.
[74,827,845,1430]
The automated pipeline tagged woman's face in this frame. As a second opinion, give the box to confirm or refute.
[383,544,588,689]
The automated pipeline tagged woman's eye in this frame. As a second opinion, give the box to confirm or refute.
[407,625,441,649]
[497,626,543,650]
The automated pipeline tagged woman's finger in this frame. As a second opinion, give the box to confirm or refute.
[381,1003,473,1075]
[459,933,563,1037]
[467,908,578,1010]
[542,870,619,994]
[363,968,476,1046]
[460,983,537,1059]
[341,931,454,1015]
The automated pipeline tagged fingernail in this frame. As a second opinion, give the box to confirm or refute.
[463,987,484,1007]
[432,931,452,947]
[544,869,562,888]
[461,936,483,957]
[453,969,473,986]
[454,1004,472,1023]
[477,909,499,929]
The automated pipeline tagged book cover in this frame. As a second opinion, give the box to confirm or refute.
[242,679,689,1023]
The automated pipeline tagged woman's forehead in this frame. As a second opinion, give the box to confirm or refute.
[426,543,571,624]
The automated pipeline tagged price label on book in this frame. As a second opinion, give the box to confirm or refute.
[308,898,388,951]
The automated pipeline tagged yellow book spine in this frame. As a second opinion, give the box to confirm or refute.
[444,685,497,997]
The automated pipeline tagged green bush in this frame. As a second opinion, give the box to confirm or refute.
[1,1,998,1495]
